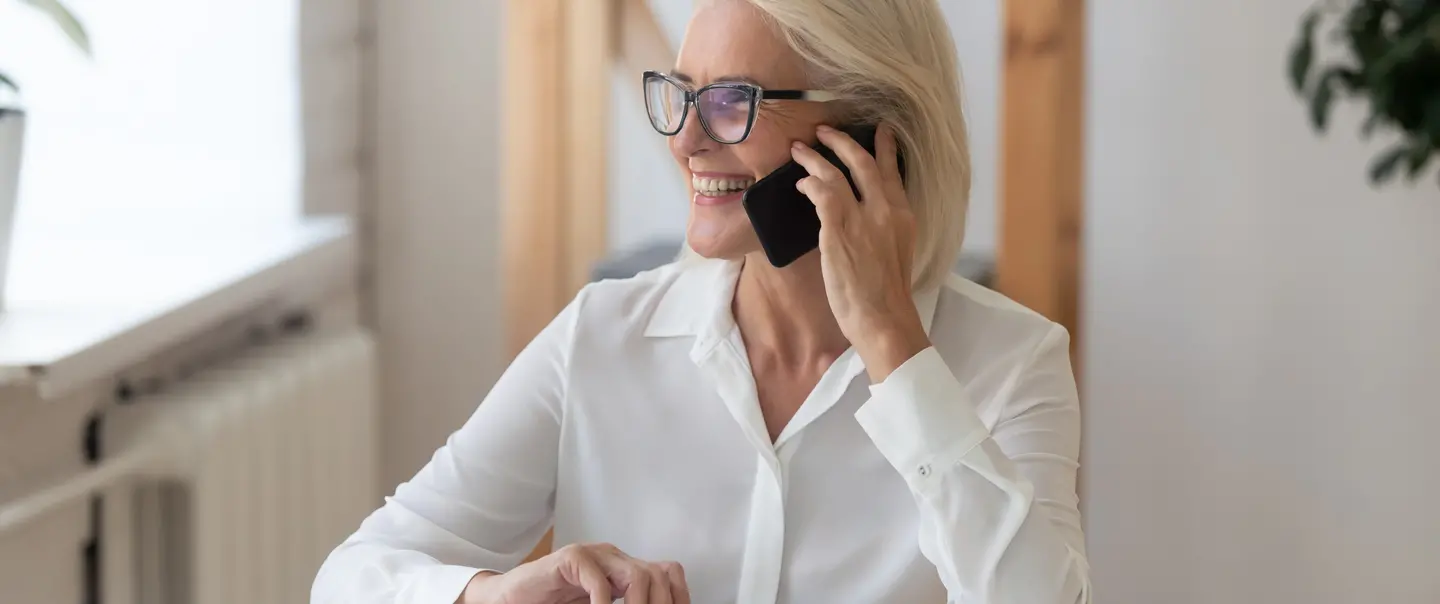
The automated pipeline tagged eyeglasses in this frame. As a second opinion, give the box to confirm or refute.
[643,70,839,145]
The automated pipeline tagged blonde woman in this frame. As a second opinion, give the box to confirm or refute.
[313,0,1089,602]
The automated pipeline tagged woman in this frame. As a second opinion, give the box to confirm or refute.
[313,0,1089,602]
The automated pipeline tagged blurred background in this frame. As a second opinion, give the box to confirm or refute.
[0,0,1436,602]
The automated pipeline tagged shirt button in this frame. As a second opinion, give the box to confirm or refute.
[918,464,931,477]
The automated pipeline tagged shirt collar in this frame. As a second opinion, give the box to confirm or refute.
[644,258,942,342]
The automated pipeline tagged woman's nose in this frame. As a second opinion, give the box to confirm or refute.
[672,108,718,157]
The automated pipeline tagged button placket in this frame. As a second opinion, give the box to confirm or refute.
[694,333,787,604]
[734,454,786,604]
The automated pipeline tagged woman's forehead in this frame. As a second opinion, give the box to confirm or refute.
[676,0,808,88]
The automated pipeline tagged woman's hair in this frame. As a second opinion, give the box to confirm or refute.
[751,0,971,290]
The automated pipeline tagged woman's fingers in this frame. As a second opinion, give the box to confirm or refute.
[793,140,856,228]
[873,122,907,204]
[795,177,848,228]
[660,561,691,604]
[815,125,886,204]
[790,141,846,184]
[625,564,652,604]
[552,544,687,604]
[565,550,612,604]
[648,565,672,604]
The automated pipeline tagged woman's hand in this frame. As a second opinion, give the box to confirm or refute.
[459,543,689,604]
[791,123,931,382]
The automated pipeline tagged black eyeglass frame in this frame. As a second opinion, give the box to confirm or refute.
[642,70,840,144]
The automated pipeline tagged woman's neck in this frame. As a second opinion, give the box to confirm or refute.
[732,250,850,366]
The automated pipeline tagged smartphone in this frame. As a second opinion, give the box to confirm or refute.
[742,124,905,268]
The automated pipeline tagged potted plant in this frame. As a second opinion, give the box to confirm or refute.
[1289,0,1440,187]
[0,0,88,309]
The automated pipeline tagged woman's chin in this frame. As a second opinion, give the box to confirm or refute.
[685,218,758,260]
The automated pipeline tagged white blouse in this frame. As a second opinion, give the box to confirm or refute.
[312,258,1091,604]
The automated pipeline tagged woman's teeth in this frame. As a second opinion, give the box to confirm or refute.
[692,175,755,196]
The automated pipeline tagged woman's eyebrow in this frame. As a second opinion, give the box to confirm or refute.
[714,74,762,86]
[669,71,762,86]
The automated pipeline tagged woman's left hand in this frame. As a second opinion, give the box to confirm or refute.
[791,123,932,382]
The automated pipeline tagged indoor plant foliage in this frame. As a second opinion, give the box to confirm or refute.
[1289,1,1440,186]
[1289,0,1440,187]
[0,0,90,94]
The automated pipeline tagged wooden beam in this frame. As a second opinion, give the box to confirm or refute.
[562,0,617,294]
[507,0,620,563]
[502,0,568,357]
[998,0,1084,357]
[619,0,676,72]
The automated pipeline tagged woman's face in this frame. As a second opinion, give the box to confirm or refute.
[672,0,829,259]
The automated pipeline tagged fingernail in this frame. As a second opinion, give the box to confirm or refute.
[792,141,805,150]
[817,124,835,133]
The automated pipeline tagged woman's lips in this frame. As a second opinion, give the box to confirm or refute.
[693,190,745,206]
[691,171,754,206]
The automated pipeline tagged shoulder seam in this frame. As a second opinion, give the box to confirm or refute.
[991,323,1070,424]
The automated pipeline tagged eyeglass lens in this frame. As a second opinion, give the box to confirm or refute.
[645,77,686,134]
[645,77,755,144]
[696,87,753,143]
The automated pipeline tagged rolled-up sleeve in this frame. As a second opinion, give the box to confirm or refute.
[310,290,585,604]
[854,324,1090,604]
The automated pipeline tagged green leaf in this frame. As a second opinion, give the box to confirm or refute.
[1328,66,1364,92]
[18,0,91,55]
[1404,142,1433,181]
[1289,9,1320,93]
[1394,0,1428,19]
[1361,111,1384,139]
[1426,96,1440,146]
[1371,27,1427,81]
[1370,143,1410,184]
[1310,71,1336,130]
[0,72,15,93]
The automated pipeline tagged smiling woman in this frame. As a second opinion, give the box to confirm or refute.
[314,1,1090,603]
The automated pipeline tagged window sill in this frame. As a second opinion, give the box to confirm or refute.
[0,215,357,403]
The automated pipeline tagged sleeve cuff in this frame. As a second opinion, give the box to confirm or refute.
[410,564,488,604]
[855,347,988,487]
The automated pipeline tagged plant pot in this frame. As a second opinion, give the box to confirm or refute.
[0,106,21,312]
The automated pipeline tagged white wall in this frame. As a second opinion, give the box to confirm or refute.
[607,0,1000,256]
[1083,1,1440,602]
[372,0,504,486]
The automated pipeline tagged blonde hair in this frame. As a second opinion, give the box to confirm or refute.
[751,0,970,290]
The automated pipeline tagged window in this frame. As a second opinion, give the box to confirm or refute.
[0,0,300,229]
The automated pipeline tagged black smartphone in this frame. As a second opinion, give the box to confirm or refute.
[741,124,905,268]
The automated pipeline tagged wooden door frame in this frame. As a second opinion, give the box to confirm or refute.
[998,0,1085,357]
[502,0,675,358]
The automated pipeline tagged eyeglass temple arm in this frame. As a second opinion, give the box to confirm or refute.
[758,90,839,102]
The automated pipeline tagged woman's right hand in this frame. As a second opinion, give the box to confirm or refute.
[459,543,690,604]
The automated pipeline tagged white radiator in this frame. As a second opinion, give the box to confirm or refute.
[97,327,380,604]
